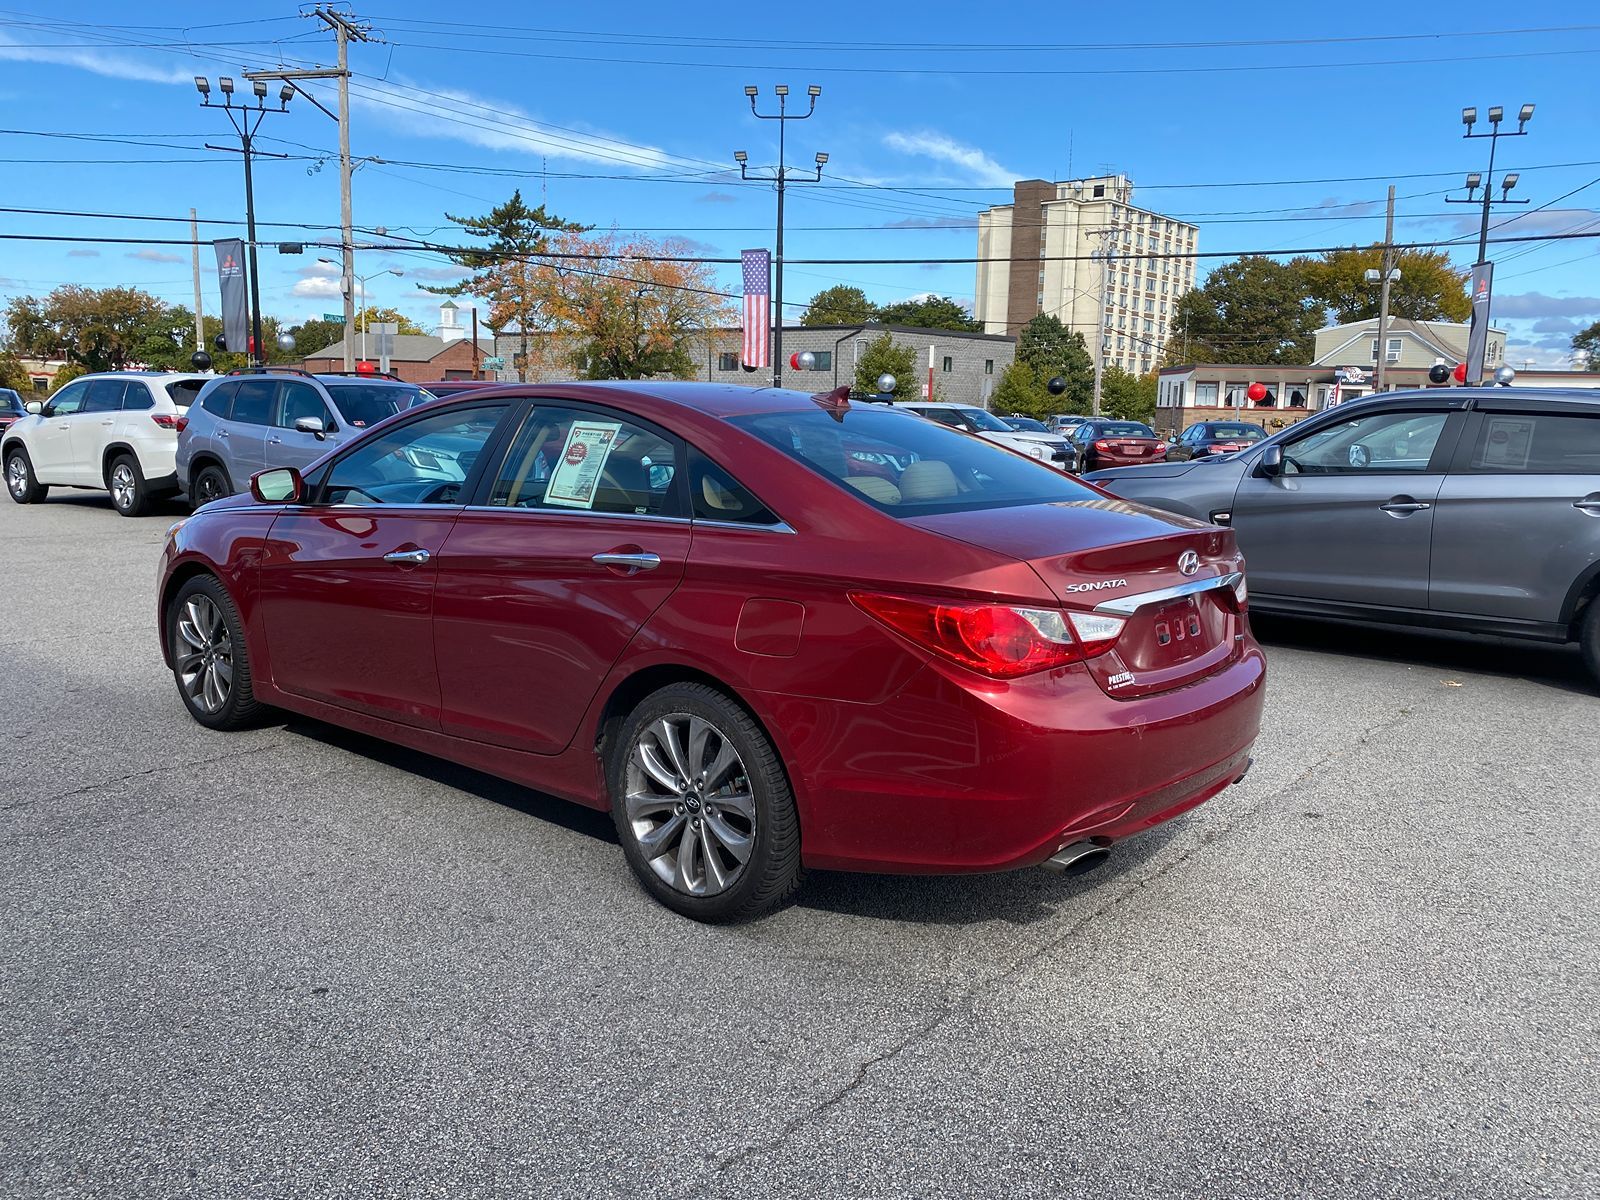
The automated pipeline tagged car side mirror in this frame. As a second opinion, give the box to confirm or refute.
[25,401,43,415]
[250,466,304,504]
[1257,445,1284,478]
[293,415,327,440]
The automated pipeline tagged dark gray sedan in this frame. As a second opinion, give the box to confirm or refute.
[1087,387,1600,681]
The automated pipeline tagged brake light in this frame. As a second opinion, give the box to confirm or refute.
[850,593,1124,679]
[151,413,181,431]
[1094,439,1112,451]
[1154,441,1168,453]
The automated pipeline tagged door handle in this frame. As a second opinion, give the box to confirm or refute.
[265,436,283,445]
[216,429,230,439]
[1575,498,1600,514]
[383,548,431,565]
[1379,501,1432,514]
[100,419,114,427]
[593,551,661,573]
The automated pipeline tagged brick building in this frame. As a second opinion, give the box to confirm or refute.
[301,334,493,385]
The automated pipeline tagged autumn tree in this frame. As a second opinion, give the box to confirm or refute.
[527,231,736,380]
[424,190,589,381]
[1572,320,1600,370]
[5,286,194,373]
[853,333,918,400]
[1170,256,1324,365]
[800,285,877,326]
[1296,245,1470,323]
[874,294,981,331]
[353,307,425,336]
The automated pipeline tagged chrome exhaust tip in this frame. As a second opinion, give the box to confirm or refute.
[1043,841,1111,876]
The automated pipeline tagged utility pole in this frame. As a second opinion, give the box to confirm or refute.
[1373,185,1397,393]
[470,307,481,380]
[189,208,204,353]
[737,85,826,388]
[1090,228,1115,416]
[245,5,373,371]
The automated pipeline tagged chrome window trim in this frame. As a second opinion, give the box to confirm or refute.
[692,517,796,535]
[459,505,692,526]
[1093,572,1244,616]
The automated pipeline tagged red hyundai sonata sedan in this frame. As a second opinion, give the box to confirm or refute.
[157,381,1264,921]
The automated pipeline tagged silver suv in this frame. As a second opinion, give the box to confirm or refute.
[1085,387,1600,681]
[177,369,434,505]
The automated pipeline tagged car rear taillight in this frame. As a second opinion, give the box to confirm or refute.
[152,413,181,431]
[1094,439,1112,451]
[850,593,1125,679]
[1154,441,1168,453]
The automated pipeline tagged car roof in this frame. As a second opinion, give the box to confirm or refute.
[73,370,210,380]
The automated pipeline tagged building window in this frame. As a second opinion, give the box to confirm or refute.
[1093,184,1105,198]
[984,359,994,375]
[812,350,832,370]
[718,351,738,371]
[1196,382,1219,406]
[1386,337,1402,363]
[941,356,953,372]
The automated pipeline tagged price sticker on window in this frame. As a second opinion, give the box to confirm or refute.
[545,421,623,508]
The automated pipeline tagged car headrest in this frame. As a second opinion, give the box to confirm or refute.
[897,460,960,502]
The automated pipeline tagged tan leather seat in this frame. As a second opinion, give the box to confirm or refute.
[844,476,902,505]
[897,460,960,502]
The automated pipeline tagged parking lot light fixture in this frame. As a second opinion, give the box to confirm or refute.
[807,85,821,98]
[252,79,268,102]
[1518,103,1536,127]
[1465,172,1482,193]
[1502,172,1520,194]
[1461,106,1476,129]
[219,76,233,95]
[733,150,747,163]
[194,76,210,96]
[744,85,758,97]
[280,84,294,105]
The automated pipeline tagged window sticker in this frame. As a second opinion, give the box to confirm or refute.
[1481,416,1535,470]
[545,420,623,508]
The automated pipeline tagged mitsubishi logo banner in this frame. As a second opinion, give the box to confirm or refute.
[1465,263,1493,385]
[213,239,248,353]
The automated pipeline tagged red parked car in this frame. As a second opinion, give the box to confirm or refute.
[156,382,1264,921]
[1066,419,1170,472]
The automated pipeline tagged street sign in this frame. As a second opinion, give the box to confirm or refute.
[481,356,505,370]
[374,321,397,372]
[321,313,345,324]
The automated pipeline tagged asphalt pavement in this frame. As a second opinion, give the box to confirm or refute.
[1,490,1595,1199]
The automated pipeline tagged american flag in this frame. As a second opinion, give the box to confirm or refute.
[741,248,771,368]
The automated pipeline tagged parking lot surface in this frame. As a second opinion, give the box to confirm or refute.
[2,493,1595,1199]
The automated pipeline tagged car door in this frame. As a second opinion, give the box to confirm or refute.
[28,380,90,481]
[432,402,693,754]
[1430,402,1600,627]
[1229,403,1465,610]
[223,377,276,481]
[72,378,129,484]
[265,379,342,472]
[256,401,513,729]
[1170,426,1199,461]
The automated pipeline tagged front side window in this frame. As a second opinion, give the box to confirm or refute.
[82,379,127,414]
[275,381,331,430]
[485,406,680,517]
[320,404,508,506]
[1282,410,1449,475]
[47,381,88,415]
[1466,412,1600,474]
[732,407,1098,518]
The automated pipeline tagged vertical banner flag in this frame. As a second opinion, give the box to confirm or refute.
[213,239,248,352]
[741,249,771,369]
[1465,263,1494,385]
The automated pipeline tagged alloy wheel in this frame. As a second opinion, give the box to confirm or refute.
[195,471,222,505]
[6,455,26,499]
[174,594,234,714]
[624,714,756,897]
[109,462,136,511]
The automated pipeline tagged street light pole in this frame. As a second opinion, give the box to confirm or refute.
[738,84,825,389]
[326,261,404,365]
[198,76,293,367]
[1446,104,1533,384]
[1369,185,1399,393]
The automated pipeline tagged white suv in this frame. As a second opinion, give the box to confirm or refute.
[893,401,1074,470]
[3,372,210,517]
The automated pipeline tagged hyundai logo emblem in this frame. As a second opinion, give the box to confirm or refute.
[1177,550,1200,576]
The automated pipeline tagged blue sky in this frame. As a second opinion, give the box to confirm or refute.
[2,2,1597,365]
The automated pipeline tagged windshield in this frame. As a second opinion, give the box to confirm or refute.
[324,382,433,428]
[1004,417,1049,432]
[1096,422,1157,438]
[1206,425,1263,441]
[732,406,1097,518]
[0,389,24,415]
[958,407,1013,433]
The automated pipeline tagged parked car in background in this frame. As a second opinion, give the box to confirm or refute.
[157,381,1263,921]
[1049,415,1086,436]
[1166,421,1267,462]
[4,371,209,515]
[177,368,435,506]
[894,401,1074,470]
[415,380,502,398]
[1001,415,1051,434]
[1087,388,1600,682]
[0,388,28,436]
[1065,419,1169,473]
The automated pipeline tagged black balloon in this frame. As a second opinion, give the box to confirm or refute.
[213,333,228,351]
[1047,376,1067,395]
[1427,363,1450,384]
[190,350,213,372]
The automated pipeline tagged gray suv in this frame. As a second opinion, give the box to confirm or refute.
[177,369,434,505]
[1086,387,1600,680]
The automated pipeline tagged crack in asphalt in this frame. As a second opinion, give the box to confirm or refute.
[709,693,1437,1180]
[24,743,282,809]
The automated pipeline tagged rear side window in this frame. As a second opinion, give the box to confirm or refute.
[199,381,237,418]
[485,406,682,517]
[731,406,1095,517]
[689,448,777,524]
[1466,412,1600,474]
[123,383,155,411]
[230,379,276,426]
[82,379,127,414]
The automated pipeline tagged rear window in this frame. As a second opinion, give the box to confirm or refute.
[324,382,432,428]
[165,379,205,407]
[731,406,1096,517]
[1095,422,1156,438]
[1207,425,1263,441]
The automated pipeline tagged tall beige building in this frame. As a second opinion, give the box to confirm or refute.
[975,175,1199,376]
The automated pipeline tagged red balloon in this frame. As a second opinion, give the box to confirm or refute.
[1452,362,1468,383]
[356,360,375,374]
[789,352,802,370]
[1246,381,1268,402]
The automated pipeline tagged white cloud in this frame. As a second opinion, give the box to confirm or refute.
[352,78,674,170]
[882,131,1016,187]
[66,249,100,258]
[292,277,362,299]
[127,249,184,263]
[0,32,193,85]
[296,260,342,278]
[1493,292,1600,319]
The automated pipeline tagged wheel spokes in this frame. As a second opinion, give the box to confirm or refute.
[703,812,753,865]
[637,810,687,861]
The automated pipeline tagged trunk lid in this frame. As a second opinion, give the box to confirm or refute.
[907,498,1246,698]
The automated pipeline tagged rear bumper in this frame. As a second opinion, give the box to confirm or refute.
[763,642,1266,874]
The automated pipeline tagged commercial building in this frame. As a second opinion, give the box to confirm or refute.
[491,323,1017,408]
[302,333,493,384]
[974,175,1199,376]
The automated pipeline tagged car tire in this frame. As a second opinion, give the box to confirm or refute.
[606,682,803,922]
[5,446,47,504]
[192,463,231,509]
[1581,596,1600,685]
[167,575,264,731]
[108,454,150,517]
